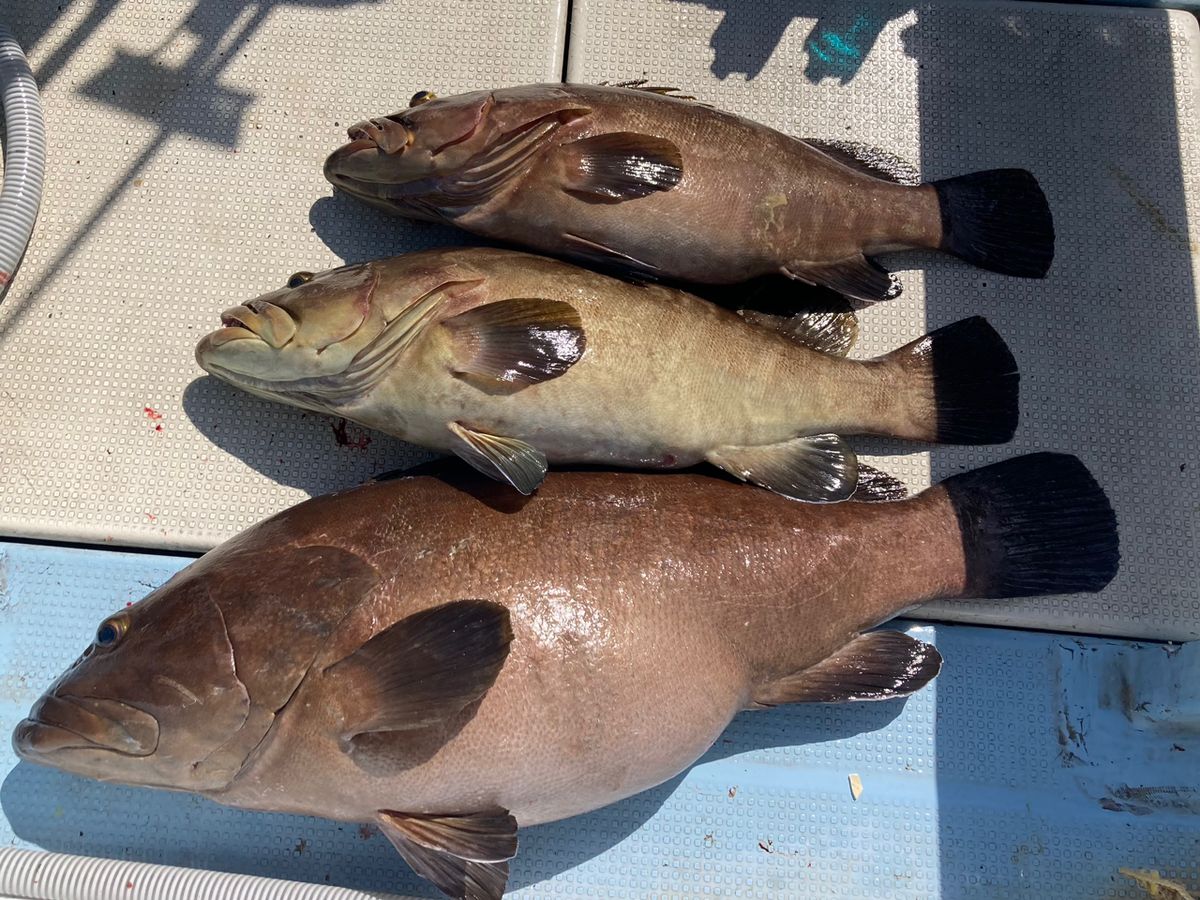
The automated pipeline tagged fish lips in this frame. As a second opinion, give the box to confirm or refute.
[217,301,297,350]
[14,694,160,760]
[323,138,428,199]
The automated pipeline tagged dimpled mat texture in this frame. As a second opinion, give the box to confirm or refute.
[0,0,1198,644]
[567,0,1200,642]
[2,542,1197,898]
[0,0,564,548]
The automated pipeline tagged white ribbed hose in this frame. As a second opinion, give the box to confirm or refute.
[0,848,403,900]
[0,23,45,300]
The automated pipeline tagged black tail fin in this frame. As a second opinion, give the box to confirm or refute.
[942,453,1119,599]
[881,316,1019,444]
[933,169,1054,278]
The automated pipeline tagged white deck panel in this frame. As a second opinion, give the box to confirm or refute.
[0,0,565,548]
[567,0,1200,641]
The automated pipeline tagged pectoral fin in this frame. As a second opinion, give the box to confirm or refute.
[377,809,517,900]
[752,631,942,707]
[707,434,857,502]
[785,255,901,304]
[559,132,683,203]
[443,298,586,392]
[327,600,512,739]
[448,422,547,495]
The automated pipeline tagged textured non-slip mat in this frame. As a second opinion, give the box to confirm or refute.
[1,1,1198,642]
[565,0,1200,641]
[0,0,565,546]
[1,542,1196,898]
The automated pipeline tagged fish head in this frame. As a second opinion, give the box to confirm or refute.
[12,571,252,792]
[323,89,509,212]
[14,539,382,794]
[194,261,394,413]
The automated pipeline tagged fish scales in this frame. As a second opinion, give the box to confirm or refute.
[15,454,1119,897]
[325,84,1054,301]
[196,247,1019,501]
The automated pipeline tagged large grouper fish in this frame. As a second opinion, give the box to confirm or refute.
[322,83,1055,302]
[194,247,1018,501]
[14,454,1117,898]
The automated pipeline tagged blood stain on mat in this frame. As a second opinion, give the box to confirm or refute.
[332,418,372,449]
[144,407,162,420]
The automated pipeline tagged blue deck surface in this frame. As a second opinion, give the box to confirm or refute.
[1,541,1196,898]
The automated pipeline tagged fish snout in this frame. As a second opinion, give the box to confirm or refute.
[345,117,410,155]
[216,300,297,349]
[15,694,159,759]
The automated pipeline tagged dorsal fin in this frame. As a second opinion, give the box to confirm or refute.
[802,139,921,185]
[601,79,703,103]
[738,303,858,357]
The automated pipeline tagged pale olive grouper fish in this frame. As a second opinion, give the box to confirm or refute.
[15,454,1117,898]
[323,83,1055,302]
[194,247,1018,501]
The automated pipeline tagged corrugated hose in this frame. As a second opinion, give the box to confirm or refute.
[0,22,45,302]
[0,847,404,900]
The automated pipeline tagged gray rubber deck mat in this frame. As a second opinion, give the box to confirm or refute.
[0,0,564,547]
[566,0,1200,641]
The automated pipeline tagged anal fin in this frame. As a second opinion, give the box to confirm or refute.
[449,421,547,495]
[753,631,942,707]
[852,463,908,502]
[785,255,902,304]
[377,809,517,900]
[561,231,660,281]
[707,433,857,503]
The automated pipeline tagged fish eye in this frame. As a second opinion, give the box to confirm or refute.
[95,615,129,648]
[409,90,437,106]
[287,271,314,288]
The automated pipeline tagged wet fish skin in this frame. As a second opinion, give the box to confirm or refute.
[323,83,1054,301]
[14,454,1118,897]
[195,247,1019,501]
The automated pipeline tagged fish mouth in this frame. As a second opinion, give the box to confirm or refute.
[215,300,298,350]
[14,695,159,759]
[323,138,428,204]
[345,117,411,155]
[323,139,392,188]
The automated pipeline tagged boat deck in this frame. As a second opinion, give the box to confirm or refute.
[1,1,1198,896]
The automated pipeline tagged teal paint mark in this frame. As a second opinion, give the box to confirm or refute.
[805,12,882,84]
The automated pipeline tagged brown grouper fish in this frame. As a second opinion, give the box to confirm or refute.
[195,247,1018,501]
[15,454,1117,898]
[323,84,1055,302]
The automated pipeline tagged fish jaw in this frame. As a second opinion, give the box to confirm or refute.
[323,138,438,217]
[15,694,159,760]
[13,693,164,787]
